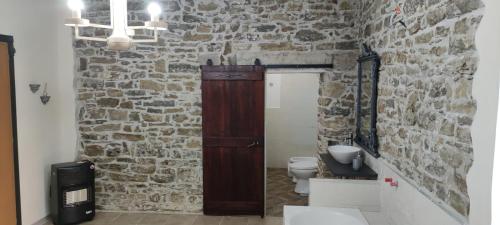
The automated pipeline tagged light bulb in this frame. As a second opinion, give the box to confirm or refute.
[67,0,84,11]
[147,2,162,17]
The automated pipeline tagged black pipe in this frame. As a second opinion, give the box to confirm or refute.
[263,64,333,69]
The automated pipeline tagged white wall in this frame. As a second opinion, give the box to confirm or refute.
[265,73,319,168]
[492,80,500,225]
[55,1,78,165]
[0,0,76,224]
[468,0,500,224]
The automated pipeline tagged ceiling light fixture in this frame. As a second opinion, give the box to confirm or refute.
[65,0,167,50]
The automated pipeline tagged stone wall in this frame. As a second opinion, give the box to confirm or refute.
[356,0,483,217]
[74,0,358,213]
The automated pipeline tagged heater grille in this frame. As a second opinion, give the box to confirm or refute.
[63,187,90,206]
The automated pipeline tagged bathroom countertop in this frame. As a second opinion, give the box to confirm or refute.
[319,153,378,180]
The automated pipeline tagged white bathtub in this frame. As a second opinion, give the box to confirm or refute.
[284,206,369,225]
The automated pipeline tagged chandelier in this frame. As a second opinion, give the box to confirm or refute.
[65,0,167,50]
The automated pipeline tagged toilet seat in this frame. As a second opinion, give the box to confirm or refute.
[288,157,318,178]
[290,161,317,170]
[289,157,318,163]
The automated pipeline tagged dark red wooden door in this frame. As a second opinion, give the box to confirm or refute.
[202,65,265,216]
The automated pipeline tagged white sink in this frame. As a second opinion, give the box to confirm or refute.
[328,145,361,164]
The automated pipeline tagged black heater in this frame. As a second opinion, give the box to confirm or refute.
[50,160,95,225]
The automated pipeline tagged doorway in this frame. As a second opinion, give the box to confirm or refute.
[265,72,320,216]
[200,66,322,217]
[0,35,21,225]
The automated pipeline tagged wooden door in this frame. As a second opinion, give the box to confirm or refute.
[0,35,19,225]
[202,66,265,216]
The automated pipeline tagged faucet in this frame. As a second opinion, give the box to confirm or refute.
[327,132,354,147]
[344,132,354,146]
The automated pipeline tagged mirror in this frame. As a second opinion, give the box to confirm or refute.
[355,44,380,158]
[360,60,373,138]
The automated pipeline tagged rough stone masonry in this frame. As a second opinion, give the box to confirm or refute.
[75,0,358,213]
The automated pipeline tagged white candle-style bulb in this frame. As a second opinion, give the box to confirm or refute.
[147,2,162,21]
[67,0,84,18]
[67,0,84,11]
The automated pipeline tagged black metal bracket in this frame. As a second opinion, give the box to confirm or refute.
[203,57,333,69]
[255,57,332,69]
[263,64,333,69]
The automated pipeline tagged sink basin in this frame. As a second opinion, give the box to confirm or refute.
[328,145,361,164]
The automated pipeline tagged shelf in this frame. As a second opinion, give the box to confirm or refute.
[319,153,378,180]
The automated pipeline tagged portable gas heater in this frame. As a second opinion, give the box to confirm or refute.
[50,160,95,225]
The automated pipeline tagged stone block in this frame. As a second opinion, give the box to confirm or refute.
[295,30,326,42]
[140,80,165,92]
[94,124,121,132]
[109,109,128,121]
[198,2,219,11]
[112,133,145,141]
[97,98,120,108]
[85,145,104,156]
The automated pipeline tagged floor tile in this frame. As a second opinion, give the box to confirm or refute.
[90,212,122,223]
[220,216,249,225]
[248,216,283,225]
[139,214,177,225]
[113,213,146,225]
[192,215,224,225]
[163,214,198,225]
[47,212,122,225]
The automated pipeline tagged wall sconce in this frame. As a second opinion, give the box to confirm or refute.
[29,83,41,93]
[40,83,50,105]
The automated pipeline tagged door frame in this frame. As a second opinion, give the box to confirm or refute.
[0,34,22,225]
[263,69,325,216]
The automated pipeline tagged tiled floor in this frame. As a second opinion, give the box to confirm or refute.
[44,212,283,225]
[266,168,308,217]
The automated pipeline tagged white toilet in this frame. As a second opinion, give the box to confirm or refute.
[288,157,318,195]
